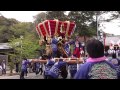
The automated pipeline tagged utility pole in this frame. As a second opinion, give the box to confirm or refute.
[20,35,23,61]
[96,13,99,39]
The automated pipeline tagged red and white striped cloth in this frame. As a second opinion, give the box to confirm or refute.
[36,20,76,39]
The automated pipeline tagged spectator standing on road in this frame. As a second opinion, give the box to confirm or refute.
[74,39,117,79]
[25,63,29,76]
[35,62,40,75]
[0,64,2,76]
[38,56,43,75]
[39,63,43,75]
[16,62,19,73]
[2,60,6,75]
[116,49,119,58]
[104,52,109,61]
[15,59,19,73]
[28,62,32,73]
[20,58,30,79]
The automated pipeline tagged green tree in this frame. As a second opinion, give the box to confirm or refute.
[33,12,47,25]
[67,11,107,55]
[0,16,19,42]
[0,25,14,42]
[46,11,68,21]
[10,22,34,38]
[9,34,40,60]
[8,54,15,75]
[68,11,95,39]
[68,11,111,39]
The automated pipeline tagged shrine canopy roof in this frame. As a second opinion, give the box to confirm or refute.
[36,20,76,38]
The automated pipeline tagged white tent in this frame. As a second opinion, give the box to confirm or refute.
[117,40,120,47]
[105,36,120,46]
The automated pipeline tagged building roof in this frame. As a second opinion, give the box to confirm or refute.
[0,43,12,49]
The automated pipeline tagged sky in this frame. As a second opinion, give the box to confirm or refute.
[0,11,44,22]
[0,11,120,35]
[100,20,120,35]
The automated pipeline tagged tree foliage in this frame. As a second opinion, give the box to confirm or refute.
[33,12,47,25]
[0,16,19,42]
[10,22,34,38]
[0,15,39,59]
[0,11,119,60]
[68,11,95,37]
[46,11,68,21]
[9,33,40,60]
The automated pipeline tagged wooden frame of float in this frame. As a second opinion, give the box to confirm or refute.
[31,58,83,64]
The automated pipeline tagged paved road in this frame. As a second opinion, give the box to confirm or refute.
[0,72,71,79]
[0,73,44,79]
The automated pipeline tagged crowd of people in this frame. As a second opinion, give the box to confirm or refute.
[74,39,119,79]
[18,38,120,79]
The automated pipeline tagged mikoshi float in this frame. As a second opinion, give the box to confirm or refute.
[32,19,83,64]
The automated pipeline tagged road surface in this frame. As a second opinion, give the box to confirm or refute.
[0,73,44,79]
[0,72,71,79]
